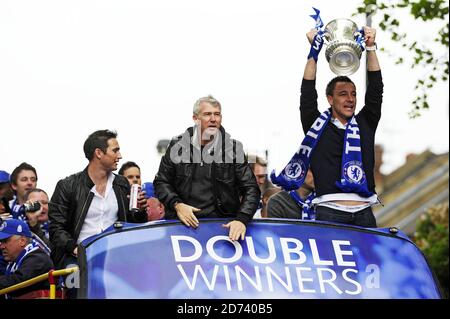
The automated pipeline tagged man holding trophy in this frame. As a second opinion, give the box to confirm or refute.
[271,12,383,228]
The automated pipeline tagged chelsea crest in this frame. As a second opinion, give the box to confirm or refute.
[343,161,365,184]
[284,161,306,180]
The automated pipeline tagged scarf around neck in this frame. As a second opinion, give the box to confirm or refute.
[289,190,316,220]
[5,240,40,275]
[271,108,373,197]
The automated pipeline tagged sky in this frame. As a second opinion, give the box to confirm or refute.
[1,0,448,197]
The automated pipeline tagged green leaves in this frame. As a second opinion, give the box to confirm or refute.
[354,0,449,118]
[410,0,448,21]
[413,204,449,297]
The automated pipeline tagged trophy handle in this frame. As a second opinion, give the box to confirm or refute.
[354,28,365,38]
[322,31,331,44]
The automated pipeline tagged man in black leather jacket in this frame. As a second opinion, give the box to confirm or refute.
[154,95,260,241]
[49,130,147,269]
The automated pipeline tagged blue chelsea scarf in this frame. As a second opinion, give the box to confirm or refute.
[270,109,373,198]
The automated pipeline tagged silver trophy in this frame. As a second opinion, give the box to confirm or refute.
[323,18,364,76]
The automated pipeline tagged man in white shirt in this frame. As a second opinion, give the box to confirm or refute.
[49,130,148,269]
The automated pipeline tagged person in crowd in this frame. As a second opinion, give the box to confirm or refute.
[142,182,165,221]
[0,219,53,299]
[0,170,14,204]
[48,129,148,269]
[0,170,11,275]
[23,189,50,246]
[118,161,142,185]
[0,214,7,275]
[153,95,260,241]
[118,162,165,221]
[272,26,382,227]
[1,188,50,276]
[268,170,315,220]
[0,198,10,218]
[257,187,282,218]
[9,163,38,219]
[248,155,274,193]
[248,155,275,217]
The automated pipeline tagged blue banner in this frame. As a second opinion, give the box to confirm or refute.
[81,219,441,299]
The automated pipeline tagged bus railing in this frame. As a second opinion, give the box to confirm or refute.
[0,266,79,299]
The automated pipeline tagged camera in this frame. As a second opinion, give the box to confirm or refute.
[22,201,41,213]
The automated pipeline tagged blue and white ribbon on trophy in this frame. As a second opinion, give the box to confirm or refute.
[354,27,366,52]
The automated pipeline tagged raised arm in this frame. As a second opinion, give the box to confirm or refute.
[303,29,319,80]
[300,29,322,134]
[360,26,383,128]
[364,26,380,72]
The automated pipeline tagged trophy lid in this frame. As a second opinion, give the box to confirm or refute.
[324,18,359,42]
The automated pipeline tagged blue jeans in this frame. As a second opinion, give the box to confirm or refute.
[315,205,377,228]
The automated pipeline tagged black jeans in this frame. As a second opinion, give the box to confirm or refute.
[315,205,377,228]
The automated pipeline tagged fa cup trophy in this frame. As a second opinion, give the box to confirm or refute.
[309,8,366,76]
[323,18,364,76]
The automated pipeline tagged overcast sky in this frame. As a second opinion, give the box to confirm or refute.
[1,0,448,197]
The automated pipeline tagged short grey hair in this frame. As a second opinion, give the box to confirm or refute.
[193,95,222,115]
[9,235,31,244]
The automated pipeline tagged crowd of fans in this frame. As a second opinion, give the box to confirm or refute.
[0,145,299,299]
